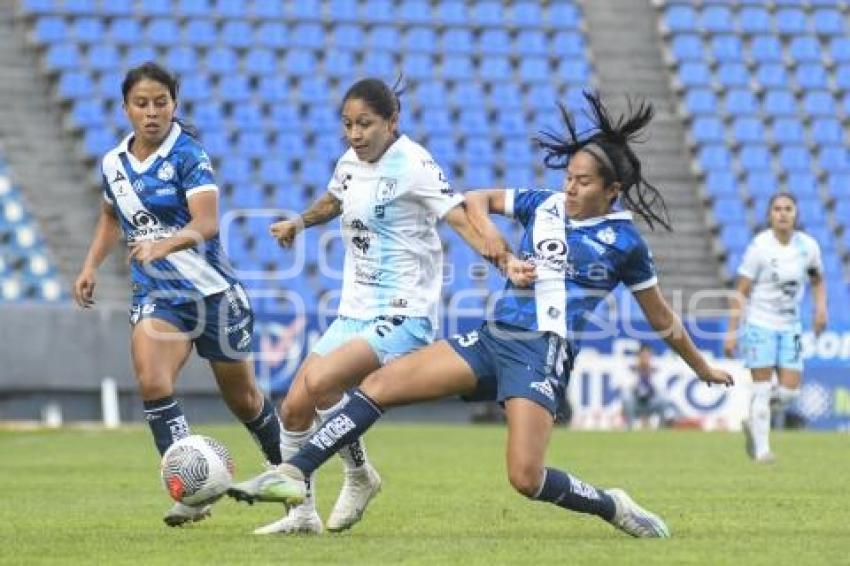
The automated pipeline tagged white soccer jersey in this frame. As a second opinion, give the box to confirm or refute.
[327,135,464,326]
[738,229,822,331]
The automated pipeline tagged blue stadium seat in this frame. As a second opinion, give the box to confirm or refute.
[545,3,580,29]
[258,77,290,103]
[231,104,264,131]
[404,26,436,53]
[124,45,157,68]
[64,0,96,14]
[519,58,551,83]
[33,17,66,44]
[296,76,332,104]
[192,101,224,131]
[771,118,805,145]
[435,2,467,27]
[165,46,199,74]
[219,157,252,185]
[414,81,448,109]
[252,0,284,18]
[712,197,747,224]
[471,1,504,27]
[669,34,703,62]
[710,34,744,62]
[774,9,807,36]
[136,0,170,16]
[45,44,81,71]
[95,71,123,98]
[788,36,822,63]
[283,49,317,76]
[754,63,788,89]
[829,38,850,64]
[835,201,850,225]
[183,20,217,47]
[272,132,306,160]
[479,28,511,56]
[288,0,321,20]
[762,89,796,116]
[795,64,828,90]
[719,225,752,252]
[367,25,399,51]
[305,106,337,133]
[326,0,358,22]
[256,22,289,49]
[442,55,473,81]
[730,116,764,144]
[511,2,543,29]
[216,0,248,19]
[360,0,394,24]
[797,200,826,227]
[739,144,773,172]
[684,89,716,115]
[552,31,586,57]
[716,62,749,88]
[71,17,104,45]
[490,83,523,110]
[501,139,533,166]
[462,164,495,189]
[526,86,558,112]
[678,62,711,88]
[778,145,812,174]
[312,133,344,158]
[360,51,395,77]
[843,92,850,117]
[21,0,55,15]
[205,46,238,75]
[691,116,725,143]
[463,138,495,165]
[810,118,843,145]
[71,99,104,128]
[503,167,534,189]
[834,64,850,92]
[664,5,697,33]
[813,9,845,36]
[513,29,550,56]
[57,71,94,100]
[698,144,733,172]
[700,5,734,33]
[202,131,229,158]
[819,146,850,173]
[479,56,511,82]
[786,173,818,198]
[177,0,210,17]
[495,112,527,137]
[324,49,357,80]
[290,23,323,50]
[449,82,484,108]
[724,89,758,114]
[218,75,252,103]
[427,135,456,170]
[748,35,782,63]
[401,53,433,81]
[827,173,850,199]
[83,129,116,157]
[244,48,276,76]
[397,0,432,24]
[744,172,778,199]
[221,21,253,49]
[458,109,489,137]
[802,91,835,117]
[86,44,120,72]
[441,28,474,54]
[705,171,738,198]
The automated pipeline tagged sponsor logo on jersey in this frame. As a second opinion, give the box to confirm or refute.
[156,186,177,196]
[582,234,607,255]
[111,170,126,183]
[375,177,398,203]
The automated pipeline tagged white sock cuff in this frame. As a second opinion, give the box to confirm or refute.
[776,385,800,404]
[752,381,772,397]
[316,392,351,423]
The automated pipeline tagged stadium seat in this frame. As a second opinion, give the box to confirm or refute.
[518,58,551,83]
[291,23,324,50]
[802,91,835,117]
[691,116,725,144]
[748,35,782,63]
[829,38,850,64]
[724,89,758,115]
[479,29,511,56]
[489,83,523,110]
[819,146,850,173]
[545,3,580,29]
[788,37,822,64]
[258,77,290,103]
[710,34,744,62]
[404,26,436,54]
[785,173,818,197]
[771,118,805,145]
[762,89,796,116]
[255,22,288,49]
[324,49,357,80]
[744,172,779,200]
[827,173,850,199]
[331,24,362,50]
[794,64,828,90]
[515,30,547,56]
[177,0,210,17]
[166,46,200,74]
[442,56,473,81]
[495,112,527,137]
[774,9,807,36]
[719,225,752,252]
[252,1,284,18]
[479,57,511,82]
[136,0,171,17]
[183,20,217,47]
[663,5,697,33]
[58,72,94,100]
[244,48,276,76]
[44,44,81,72]
[739,144,773,172]
[754,63,788,89]
[552,31,586,57]
[700,6,734,34]
[360,51,395,77]
[205,46,238,75]
[698,144,733,172]
[730,117,765,145]
[705,171,738,199]
[684,89,718,115]
[360,0,394,24]
[441,28,474,55]
[458,109,489,137]
[715,63,749,88]
[501,139,534,166]
[64,0,96,15]
[221,21,254,49]
[326,0,359,23]
[669,34,703,62]
[470,1,504,27]
[449,82,485,108]
[812,8,845,36]
[737,7,771,35]
[289,0,321,21]
[231,104,264,131]
[712,197,747,224]
[124,45,157,68]
[778,145,812,174]
[511,2,543,29]
[216,0,248,19]
[811,118,844,145]
[435,2,467,27]
[283,49,317,76]
[218,75,252,103]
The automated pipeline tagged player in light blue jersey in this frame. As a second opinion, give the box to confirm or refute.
[229,92,734,538]
[72,63,284,527]
[243,78,496,535]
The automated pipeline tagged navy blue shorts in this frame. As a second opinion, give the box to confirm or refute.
[448,322,573,416]
[129,284,253,362]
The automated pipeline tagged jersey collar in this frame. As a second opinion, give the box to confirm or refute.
[118,123,182,173]
[568,210,633,227]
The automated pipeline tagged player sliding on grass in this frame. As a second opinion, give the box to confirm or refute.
[229,91,734,538]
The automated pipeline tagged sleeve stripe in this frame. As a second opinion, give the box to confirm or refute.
[185,184,218,197]
[629,276,658,292]
[504,189,515,218]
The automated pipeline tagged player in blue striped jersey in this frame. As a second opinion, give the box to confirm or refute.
[73,63,284,527]
[229,92,734,538]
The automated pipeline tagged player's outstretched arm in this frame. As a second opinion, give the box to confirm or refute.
[810,271,828,336]
[270,192,342,248]
[633,285,734,387]
[128,190,219,263]
[723,276,752,358]
[73,201,121,308]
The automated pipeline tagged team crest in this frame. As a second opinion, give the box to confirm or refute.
[375,177,398,203]
[133,178,145,193]
[157,161,175,181]
[596,226,617,245]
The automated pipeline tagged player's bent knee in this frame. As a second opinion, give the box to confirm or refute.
[281,393,316,431]
[303,369,342,407]
[507,464,544,498]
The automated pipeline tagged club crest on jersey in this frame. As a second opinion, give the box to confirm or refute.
[596,226,617,245]
[157,161,175,182]
[375,177,398,204]
[133,178,145,193]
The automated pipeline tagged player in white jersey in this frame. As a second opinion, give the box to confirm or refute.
[229,92,733,538]
[72,63,285,526]
[244,78,495,535]
[724,192,827,462]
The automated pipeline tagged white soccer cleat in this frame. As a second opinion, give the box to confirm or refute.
[326,464,382,532]
[163,501,212,527]
[253,505,324,535]
[605,488,670,539]
[753,452,777,464]
[227,463,307,506]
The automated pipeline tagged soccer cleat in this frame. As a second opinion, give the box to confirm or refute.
[227,463,306,506]
[326,464,382,532]
[253,505,324,535]
[742,419,756,459]
[163,502,212,527]
[754,452,777,464]
[605,488,670,539]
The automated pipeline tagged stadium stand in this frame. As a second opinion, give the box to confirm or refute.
[657,0,850,323]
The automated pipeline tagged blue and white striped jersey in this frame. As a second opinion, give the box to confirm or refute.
[101,123,238,303]
[493,189,657,341]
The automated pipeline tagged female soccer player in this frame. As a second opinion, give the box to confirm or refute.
[724,192,826,462]
[250,78,495,535]
[72,62,284,527]
[230,92,734,538]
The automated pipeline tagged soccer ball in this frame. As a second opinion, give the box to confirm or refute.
[160,435,234,506]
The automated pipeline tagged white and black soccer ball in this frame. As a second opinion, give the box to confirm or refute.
[161,435,234,506]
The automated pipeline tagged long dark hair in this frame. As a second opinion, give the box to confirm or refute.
[340,75,406,123]
[535,90,671,230]
[121,61,199,139]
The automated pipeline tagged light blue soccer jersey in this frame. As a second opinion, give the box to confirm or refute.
[101,123,238,303]
[493,189,657,341]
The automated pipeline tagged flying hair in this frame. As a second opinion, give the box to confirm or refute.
[535,90,671,231]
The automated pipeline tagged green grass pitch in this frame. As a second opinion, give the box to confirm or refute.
[1,424,847,565]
